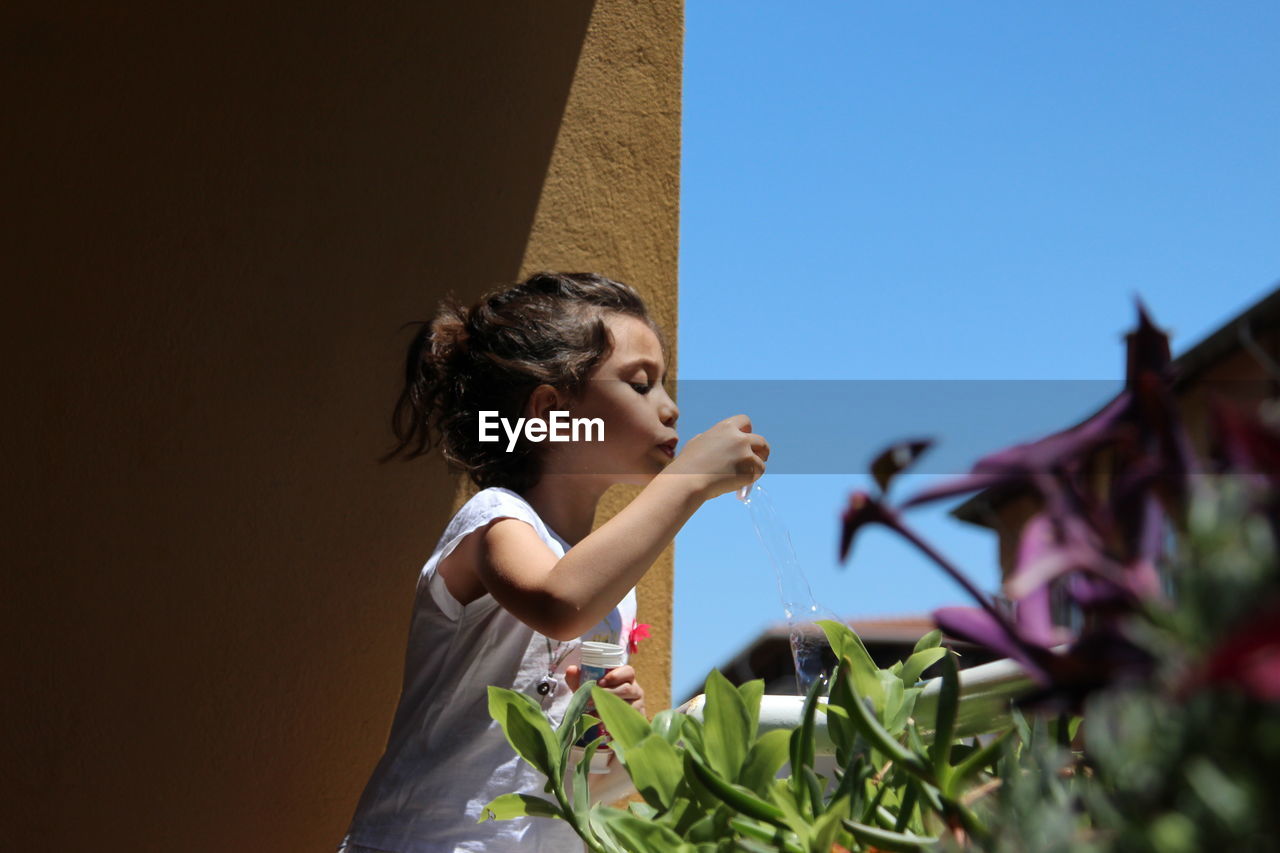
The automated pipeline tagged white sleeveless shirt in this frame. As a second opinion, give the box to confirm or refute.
[343,487,638,853]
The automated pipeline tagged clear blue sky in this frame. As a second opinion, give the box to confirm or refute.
[673,2,1280,701]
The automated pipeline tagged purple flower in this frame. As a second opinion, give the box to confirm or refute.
[839,302,1196,708]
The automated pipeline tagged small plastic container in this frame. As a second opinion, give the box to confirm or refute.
[579,641,627,684]
[576,641,627,773]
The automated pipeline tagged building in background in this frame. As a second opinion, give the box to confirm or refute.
[953,285,1280,624]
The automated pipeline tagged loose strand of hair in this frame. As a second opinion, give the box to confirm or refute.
[380,320,439,463]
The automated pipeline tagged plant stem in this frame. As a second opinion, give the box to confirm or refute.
[885,508,1024,646]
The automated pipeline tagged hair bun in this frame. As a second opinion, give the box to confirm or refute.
[429,303,469,361]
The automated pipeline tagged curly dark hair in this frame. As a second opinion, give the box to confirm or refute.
[382,272,667,491]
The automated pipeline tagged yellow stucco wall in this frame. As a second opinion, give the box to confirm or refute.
[3,1,681,849]
[518,0,683,716]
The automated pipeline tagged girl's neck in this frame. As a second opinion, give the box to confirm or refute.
[518,475,611,546]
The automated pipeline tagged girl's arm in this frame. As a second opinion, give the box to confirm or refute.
[478,416,768,640]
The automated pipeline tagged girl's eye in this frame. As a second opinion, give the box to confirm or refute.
[629,382,652,395]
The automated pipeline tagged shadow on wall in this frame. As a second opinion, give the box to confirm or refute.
[3,2,595,850]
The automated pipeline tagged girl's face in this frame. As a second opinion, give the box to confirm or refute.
[544,313,679,484]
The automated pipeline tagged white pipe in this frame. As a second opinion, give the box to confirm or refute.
[675,655,1036,754]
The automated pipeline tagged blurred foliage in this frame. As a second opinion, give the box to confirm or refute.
[981,475,1280,853]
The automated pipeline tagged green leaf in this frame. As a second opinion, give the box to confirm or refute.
[628,801,658,820]
[817,621,884,709]
[831,658,931,780]
[886,686,920,735]
[841,818,939,852]
[906,720,928,760]
[766,776,814,841]
[649,708,684,745]
[661,795,699,836]
[879,673,905,733]
[680,715,707,761]
[703,670,752,781]
[899,647,946,686]
[783,671,824,819]
[1067,715,1082,742]
[788,675,824,809]
[816,621,876,677]
[478,792,563,822]
[738,678,765,743]
[914,774,944,814]
[573,735,606,838]
[828,733,871,805]
[811,796,848,853]
[944,728,1013,799]
[591,686,651,755]
[488,686,561,781]
[1029,713,1048,751]
[735,839,783,853]
[912,629,942,653]
[1147,813,1198,853]
[1008,705,1030,739]
[1185,757,1250,824]
[559,678,600,752]
[862,774,891,826]
[686,751,789,829]
[592,808,693,853]
[801,766,826,819]
[621,734,683,811]
[928,651,959,779]
[588,808,632,853]
[739,729,791,795]
[893,782,918,834]
[728,817,805,853]
[684,749,729,812]
[822,664,859,761]
[686,805,731,843]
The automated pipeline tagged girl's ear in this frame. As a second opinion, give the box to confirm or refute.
[523,384,564,422]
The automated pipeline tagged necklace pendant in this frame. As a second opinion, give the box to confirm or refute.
[536,678,553,696]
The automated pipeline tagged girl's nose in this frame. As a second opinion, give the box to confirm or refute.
[660,398,678,427]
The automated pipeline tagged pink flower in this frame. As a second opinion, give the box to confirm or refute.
[628,622,652,655]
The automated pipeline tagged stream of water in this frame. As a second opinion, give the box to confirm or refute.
[739,481,841,693]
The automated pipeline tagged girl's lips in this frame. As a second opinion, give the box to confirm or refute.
[658,439,677,458]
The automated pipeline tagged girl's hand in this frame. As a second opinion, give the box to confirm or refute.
[664,413,770,501]
[565,664,646,717]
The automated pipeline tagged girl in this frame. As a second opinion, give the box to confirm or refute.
[338,272,769,853]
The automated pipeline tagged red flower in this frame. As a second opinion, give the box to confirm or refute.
[1181,598,1280,702]
[628,622,652,656]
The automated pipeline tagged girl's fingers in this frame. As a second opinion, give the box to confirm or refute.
[597,664,645,707]
[564,664,581,692]
[748,433,770,461]
[606,682,644,703]
[597,664,636,688]
[566,665,643,704]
